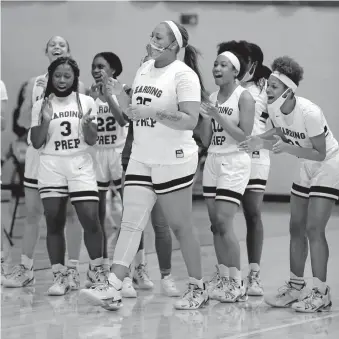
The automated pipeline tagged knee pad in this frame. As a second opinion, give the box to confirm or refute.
[113,186,156,267]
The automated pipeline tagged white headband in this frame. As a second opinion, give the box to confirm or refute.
[218,51,240,72]
[271,71,298,92]
[164,20,183,49]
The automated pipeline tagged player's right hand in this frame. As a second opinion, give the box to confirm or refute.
[41,94,54,122]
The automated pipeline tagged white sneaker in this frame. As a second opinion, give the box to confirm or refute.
[84,265,107,288]
[218,279,248,303]
[246,271,264,296]
[207,265,221,297]
[2,264,35,288]
[292,287,332,313]
[122,277,137,298]
[67,267,80,290]
[161,275,181,297]
[174,283,209,310]
[133,264,154,290]
[209,277,229,300]
[265,281,306,308]
[79,281,123,311]
[48,271,70,296]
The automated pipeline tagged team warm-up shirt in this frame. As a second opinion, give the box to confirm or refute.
[208,85,247,155]
[94,97,127,153]
[31,92,97,156]
[131,59,200,165]
[244,80,270,165]
[270,96,339,160]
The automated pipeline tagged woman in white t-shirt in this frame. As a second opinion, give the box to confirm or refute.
[30,57,105,295]
[3,36,84,291]
[199,42,255,303]
[80,20,209,311]
[239,56,339,313]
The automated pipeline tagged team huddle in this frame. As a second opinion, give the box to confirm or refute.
[1,20,339,315]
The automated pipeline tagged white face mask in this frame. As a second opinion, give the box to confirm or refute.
[267,88,290,122]
[147,39,175,59]
[241,62,257,84]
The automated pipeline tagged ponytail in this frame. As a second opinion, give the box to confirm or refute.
[171,22,209,103]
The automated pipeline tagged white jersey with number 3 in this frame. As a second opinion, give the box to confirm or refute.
[269,96,338,159]
[208,86,247,155]
[31,92,97,156]
[131,59,200,165]
[95,97,127,153]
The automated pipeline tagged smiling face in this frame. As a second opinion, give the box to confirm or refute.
[45,36,69,63]
[266,75,287,104]
[91,56,113,83]
[51,63,75,93]
[212,55,237,86]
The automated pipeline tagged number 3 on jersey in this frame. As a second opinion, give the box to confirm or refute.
[60,121,71,136]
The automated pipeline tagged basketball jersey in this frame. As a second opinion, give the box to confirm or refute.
[31,92,97,156]
[208,86,247,155]
[269,96,338,160]
[244,80,270,164]
[94,97,127,153]
[130,59,199,165]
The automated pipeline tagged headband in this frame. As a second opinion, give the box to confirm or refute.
[271,71,298,92]
[164,20,184,49]
[218,51,240,72]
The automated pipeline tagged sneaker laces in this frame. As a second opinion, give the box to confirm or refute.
[136,264,150,281]
[277,282,295,297]
[53,272,67,286]
[9,264,26,279]
[90,281,112,292]
[182,283,202,300]
[91,266,106,283]
[209,266,220,285]
[67,268,79,280]
[248,271,261,287]
[163,276,176,288]
[301,288,322,305]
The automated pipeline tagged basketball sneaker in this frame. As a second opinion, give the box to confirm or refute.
[207,265,221,298]
[2,264,35,288]
[133,263,154,290]
[84,265,107,288]
[48,271,70,296]
[161,274,181,297]
[122,277,137,298]
[218,278,248,303]
[79,281,122,311]
[174,283,209,310]
[67,267,80,290]
[209,277,228,300]
[292,287,332,313]
[265,281,306,308]
[246,270,264,296]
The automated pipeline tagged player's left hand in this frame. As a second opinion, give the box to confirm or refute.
[82,108,95,126]
[272,135,287,154]
[238,135,264,153]
[105,77,124,96]
[200,100,219,118]
[125,105,156,121]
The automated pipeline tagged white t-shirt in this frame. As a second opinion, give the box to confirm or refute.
[32,74,48,103]
[0,80,8,101]
[31,92,97,156]
[269,96,338,160]
[130,59,200,165]
[208,85,247,155]
[94,97,128,153]
[243,80,270,164]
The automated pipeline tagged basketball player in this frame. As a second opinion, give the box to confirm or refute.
[89,52,154,297]
[239,56,338,312]
[3,36,84,290]
[122,102,180,298]
[199,43,255,302]
[228,40,271,296]
[1,80,9,282]
[30,56,105,295]
[80,20,208,310]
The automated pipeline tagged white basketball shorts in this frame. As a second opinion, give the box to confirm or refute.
[203,152,251,206]
[246,150,270,192]
[291,150,339,201]
[124,152,198,195]
[38,152,99,203]
[92,148,122,191]
[24,145,40,189]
